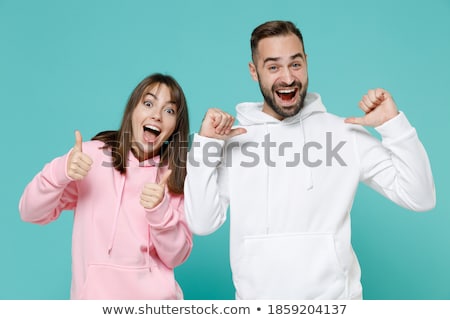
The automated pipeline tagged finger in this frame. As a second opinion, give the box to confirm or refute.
[224,115,236,135]
[344,116,367,126]
[76,168,90,177]
[367,89,378,104]
[226,127,247,139]
[359,100,371,113]
[140,191,164,209]
[74,130,83,152]
[75,157,93,171]
[140,198,156,209]
[215,113,233,134]
[209,110,223,127]
[367,89,385,107]
[70,173,85,180]
[374,89,386,102]
[141,183,161,196]
[79,153,93,166]
[159,169,172,186]
[140,192,160,203]
[224,115,235,134]
[67,165,89,180]
[70,152,92,170]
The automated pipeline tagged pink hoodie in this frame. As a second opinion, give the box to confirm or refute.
[19,140,193,299]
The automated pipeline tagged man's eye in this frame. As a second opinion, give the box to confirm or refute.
[269,66,278,71]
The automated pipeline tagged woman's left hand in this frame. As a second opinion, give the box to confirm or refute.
[140,170,172,209]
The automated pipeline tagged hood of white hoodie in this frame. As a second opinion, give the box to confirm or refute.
[235,92,326,126]
[233,92,326,191]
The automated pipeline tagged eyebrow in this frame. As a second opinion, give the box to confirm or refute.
[144,92,158,100]
[263,52,305,66]
[143,92,177,108]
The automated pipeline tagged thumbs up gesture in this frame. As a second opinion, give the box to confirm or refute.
[67,130,93,180]
[140,169,172,210]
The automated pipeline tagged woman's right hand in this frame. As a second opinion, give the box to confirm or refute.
[67,130,93,180]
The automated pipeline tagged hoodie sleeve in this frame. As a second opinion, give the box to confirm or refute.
[145,193,193,269]
[355,112,436,211]
[183,134,230,235]
[19,151,78,224]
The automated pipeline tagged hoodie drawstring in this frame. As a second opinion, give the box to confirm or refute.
[264,123,271,234]
[107,174,126,255]
[300,116,314,191]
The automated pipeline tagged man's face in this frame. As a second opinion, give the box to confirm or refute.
[249,33,308,120]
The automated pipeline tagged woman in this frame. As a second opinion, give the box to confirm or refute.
[19,73,192,299]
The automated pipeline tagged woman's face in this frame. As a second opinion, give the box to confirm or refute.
[131,83,178,161]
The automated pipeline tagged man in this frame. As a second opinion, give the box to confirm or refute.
[184,20,435,299]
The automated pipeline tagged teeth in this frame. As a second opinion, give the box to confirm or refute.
[277,89,295,94]
[144,125,160,133]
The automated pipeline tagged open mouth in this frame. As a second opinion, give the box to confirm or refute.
[276,88,298,101]
[143,125,161,142]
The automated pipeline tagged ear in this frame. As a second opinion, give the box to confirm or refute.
[248,62,258,82]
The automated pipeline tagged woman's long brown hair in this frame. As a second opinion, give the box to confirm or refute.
[92,73,189,194]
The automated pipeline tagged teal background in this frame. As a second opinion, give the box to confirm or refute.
[1,0,449,299]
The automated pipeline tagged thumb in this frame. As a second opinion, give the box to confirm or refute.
[158,169,172,186]
[74,130,83,152]
[227,127,247,139]
[344,117,367,126]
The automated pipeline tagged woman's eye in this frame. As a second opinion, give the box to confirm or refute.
[144,101,153,107]
[165,108,176,115]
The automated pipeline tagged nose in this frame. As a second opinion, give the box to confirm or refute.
[280,67,295,86]
[150,108,162,121]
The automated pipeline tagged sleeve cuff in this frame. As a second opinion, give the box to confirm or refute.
[51,151,75,186]
[145,193,171,226]
[375,111,416,142]
[189,134,225,167]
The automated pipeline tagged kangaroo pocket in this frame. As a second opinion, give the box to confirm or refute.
[235,233,347,299]
[79,264,180,300]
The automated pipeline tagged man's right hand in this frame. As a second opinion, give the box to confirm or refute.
[67,130,93,180]
[199,108,247,140]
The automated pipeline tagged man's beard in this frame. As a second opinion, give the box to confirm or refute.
[259,79,308,119]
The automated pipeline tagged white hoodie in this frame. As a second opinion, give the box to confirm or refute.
[184,93,435,299]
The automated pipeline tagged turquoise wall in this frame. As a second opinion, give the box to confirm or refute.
[1,0,449,299]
